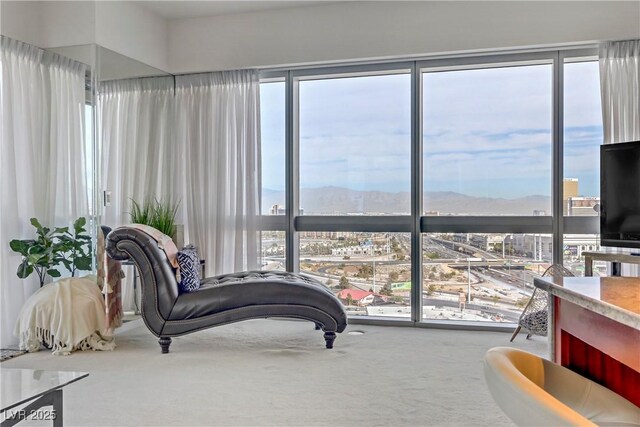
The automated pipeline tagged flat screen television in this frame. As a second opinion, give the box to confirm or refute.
[600,140,640,249]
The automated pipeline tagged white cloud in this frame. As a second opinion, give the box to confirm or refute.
[260,61,602,197]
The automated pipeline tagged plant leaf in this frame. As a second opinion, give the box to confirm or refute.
[9,240,30,255]
[47,269,61,278]
[17,261,34,279]
[74,217,86,232]
[74,256,93,271]
[30,218,43,229]
[27,245,46,255]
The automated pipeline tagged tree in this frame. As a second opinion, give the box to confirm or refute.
[356,264,373,279]
[345,294,354,306]
[491,295,501,305]
[379,283,393,296]
[339,275,350,289]
[426,284,436,296]
[388,271,399,282]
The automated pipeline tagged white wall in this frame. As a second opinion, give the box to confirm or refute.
[95,1,169,72]
[168,1,640,73]
[5,1,639,75]
[1,1,169,73]
[40,1,95,48]
[0,1,44,47]
[1,1,95,49]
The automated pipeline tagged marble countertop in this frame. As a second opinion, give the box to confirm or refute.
[534,276,640,330]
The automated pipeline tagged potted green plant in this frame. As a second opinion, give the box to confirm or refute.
[130,198,182,247]
[52,217,93,277]
[9,217,93,287]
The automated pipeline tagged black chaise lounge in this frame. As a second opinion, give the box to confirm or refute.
[106,227,348,353]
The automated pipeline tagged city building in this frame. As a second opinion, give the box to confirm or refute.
[507,234,553,262]
[336,289,385,306]
[331,243,390,257]
[270,204,304,215]
[566,197,600,216]
[563,178,601,216]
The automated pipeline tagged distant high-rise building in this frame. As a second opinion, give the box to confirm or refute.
[269,204,285,215]
[563,178,579,215]
[566,197,600,216]
[564,178,579,198]
[269,204,304,215]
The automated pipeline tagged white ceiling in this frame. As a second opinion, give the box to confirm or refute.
[134,1,344,20]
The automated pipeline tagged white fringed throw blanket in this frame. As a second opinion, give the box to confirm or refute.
[14,275,116,356]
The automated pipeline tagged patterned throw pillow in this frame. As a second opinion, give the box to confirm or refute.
[177,245,201,293]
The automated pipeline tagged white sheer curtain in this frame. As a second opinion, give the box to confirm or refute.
[99,76,180,226]
[46,55,89,224]
[600,39,640,144]
[0,37,88,346]
[98,76,179,309]
[599,39,640,276]
[175,70,261,275]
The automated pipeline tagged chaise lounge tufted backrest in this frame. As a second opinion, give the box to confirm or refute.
[106,227,179,336]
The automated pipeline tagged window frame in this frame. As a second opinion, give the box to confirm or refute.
[258,45,600,330]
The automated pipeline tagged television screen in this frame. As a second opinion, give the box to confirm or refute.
[600,140,640,249]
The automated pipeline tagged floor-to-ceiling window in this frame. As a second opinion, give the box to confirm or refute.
[421,57,553,323]
[295,67,413,318]
[562,55,604,276]
[260,79,287,270]
[259,47,601,327]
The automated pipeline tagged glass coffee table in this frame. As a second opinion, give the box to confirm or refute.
[1,368,88,427]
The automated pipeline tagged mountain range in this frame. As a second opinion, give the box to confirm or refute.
[262,186,551,215]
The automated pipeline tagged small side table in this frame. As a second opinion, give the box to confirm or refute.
[583,251,640,276]
[121,260,140,314]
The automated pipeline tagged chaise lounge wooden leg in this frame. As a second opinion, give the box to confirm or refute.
[510,325,521,342]
[324,331,336,349]
[159,337,172,354]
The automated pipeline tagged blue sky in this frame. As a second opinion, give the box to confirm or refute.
[260,61,602,199]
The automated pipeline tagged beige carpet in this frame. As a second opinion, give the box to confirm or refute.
[1,319,547,426]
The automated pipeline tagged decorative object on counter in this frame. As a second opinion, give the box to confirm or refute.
[8,217,92,287]
[510,264,574,342]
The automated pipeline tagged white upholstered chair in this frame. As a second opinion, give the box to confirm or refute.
[483,347,640,426]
